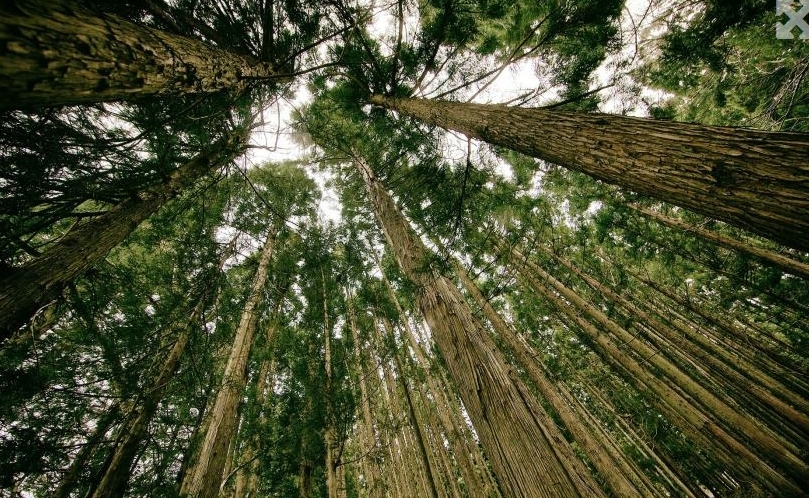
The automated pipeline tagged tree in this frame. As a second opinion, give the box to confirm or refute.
[0,127,248,342]
[369,95,809,251]
[180,229,277,498]
[351,153,605,498]
[0,1,279,109]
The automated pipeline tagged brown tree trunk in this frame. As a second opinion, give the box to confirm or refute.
[180,230,276,498]
[52,403,121,498]
[450,254,652,497]
[233,356,275,498]
[370,95,809,251]
[346,294,383,497]
[374,265,499,498]
[0,2,277,109]
[0,130,245,342]
[548,249,809,439]
[352,154,605,498]
[501,242,805,495]
[323,268,340,498]
[628,204,809,280]
[88,300,205,498]
[381,318,440,498]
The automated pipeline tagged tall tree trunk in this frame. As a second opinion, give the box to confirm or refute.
[627,204,809,280]
[0,2,277,109]
[346,293,383,497]
[374,264,498,498]
[450,254,653,497]
[547,249,809,439]
[0,130,245,342]
[370,95,809,251]
[352,154,605,498]
[53,403,121,498]
[381,318,440,498]
[233,355,275,498]
[322,268,340,498]
[180,230,276,498]
[500,241,806,495]
[88,300,205,498]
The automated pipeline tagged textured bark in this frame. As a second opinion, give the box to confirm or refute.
[621,262,809,391]
[0,130,245,342]
[233,356,274,498]
[353,155,604,498]
[381,319,440,498]
[548,249,809,441]
[180,231,275,498]
[502,243,805,495]
[89,301,204,498]
[629,204,809,280]
[53,403,121,498]
[451,255,651,497]
[578,378,701,498]
[370,95,809,251]
[0,1,276,109]
[347,296,383,497]
[323,269,339,498]
[375,267,499,498]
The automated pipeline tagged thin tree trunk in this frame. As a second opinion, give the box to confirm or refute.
[0,130,245,342]
[52,403,121,498]
[381,318,440,498]
[548,249,809,439]
[347,293,383,497]
[88,300,205,498]
[0,1,277,109]
[352,154,605,498]
[370,95,809,251]
[450,254,652,497]
[628,204,809,280]
[323,268,339,498]
[374,264,497,498]
[233,356,275,498]
[501,242,805,495]
[180,230,276,498]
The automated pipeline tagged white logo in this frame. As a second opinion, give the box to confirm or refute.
[777,0,809,39]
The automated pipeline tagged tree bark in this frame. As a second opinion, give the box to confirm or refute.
[501,242,805,495]
[180,230,276,498]
[88,300,205,498]
[323,268,340,498]
[352,154,605,498]
[628,204,809,280]
[381,318,440,498]
[374,266,499,498]
[548,249,809,440]
[450,254,652,497]
[370,95,809,251]
[0,1,277,109]
[0,130,245,343]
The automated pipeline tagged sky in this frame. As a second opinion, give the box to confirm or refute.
[242,0,675,225]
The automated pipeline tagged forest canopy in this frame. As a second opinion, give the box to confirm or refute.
[1,1,808,497]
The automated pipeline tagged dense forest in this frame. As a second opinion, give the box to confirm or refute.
[1,0,808,497]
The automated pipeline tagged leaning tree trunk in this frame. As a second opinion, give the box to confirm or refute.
[449,254,654,497]
[369,95,809,251]
[352,154,605,498]
[88,300,205,498]
[627,204,809,280]
[179,229,276,498]
[500,241,806,495]
[0,1,278,109]
[0,130,245,343]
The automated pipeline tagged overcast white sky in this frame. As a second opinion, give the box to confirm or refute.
[243,0,673,223]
